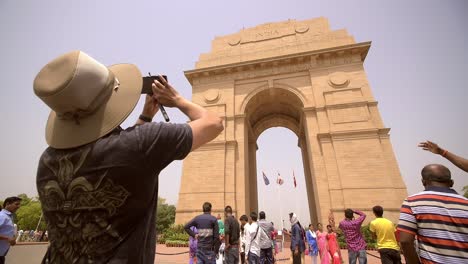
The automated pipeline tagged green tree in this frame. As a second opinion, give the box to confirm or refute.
[463,185,468,198]
[156,197,176,234]
[14,194,46,231]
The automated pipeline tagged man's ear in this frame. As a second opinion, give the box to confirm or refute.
[421,179,427,187]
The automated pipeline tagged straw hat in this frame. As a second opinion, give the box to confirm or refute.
[33,51,142,149]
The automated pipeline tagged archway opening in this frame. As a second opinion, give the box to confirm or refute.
[256,127,311,230]
[243,87,318,227]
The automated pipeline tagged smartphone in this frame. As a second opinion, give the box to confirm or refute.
[141,75,167,95]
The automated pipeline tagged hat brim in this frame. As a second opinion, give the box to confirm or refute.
[45,63,142,149]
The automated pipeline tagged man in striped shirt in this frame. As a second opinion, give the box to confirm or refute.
[397,164,468,264]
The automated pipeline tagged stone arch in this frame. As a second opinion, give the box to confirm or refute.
[175,18,408,226]
[252,114,300,140]
[239,83,307,114]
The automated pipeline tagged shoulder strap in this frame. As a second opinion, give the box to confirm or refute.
[251,225,260,242]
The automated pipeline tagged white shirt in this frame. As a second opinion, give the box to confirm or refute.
[240,223,250,253]
[245,222,260,257]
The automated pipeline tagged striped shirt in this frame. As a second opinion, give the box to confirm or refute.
[397,186,468,264]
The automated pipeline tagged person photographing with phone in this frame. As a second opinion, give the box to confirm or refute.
[33,50,223,263]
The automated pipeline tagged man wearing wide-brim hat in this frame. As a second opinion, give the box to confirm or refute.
[33,50,224,263]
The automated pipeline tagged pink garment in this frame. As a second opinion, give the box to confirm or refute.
[271,230,279,255]
[327,232,341,264]
[316,231,330,264]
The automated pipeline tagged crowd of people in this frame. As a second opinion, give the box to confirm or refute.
[181,141,468,264]
[0,51,466,264]
[182,203,394,264]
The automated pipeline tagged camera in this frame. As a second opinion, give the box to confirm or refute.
[141,75,167,95]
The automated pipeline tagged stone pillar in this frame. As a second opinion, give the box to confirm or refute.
[175,142,227,224]
[301,109,332,224]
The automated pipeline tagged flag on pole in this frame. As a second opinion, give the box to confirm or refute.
[276,172,284,185]
[293,170,297,188]
[262,171,270,185]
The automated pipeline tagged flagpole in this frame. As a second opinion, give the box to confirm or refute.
[262,182,266,212]
[35,212,43,231]
[277,172,284,251]
[294,170,301,224]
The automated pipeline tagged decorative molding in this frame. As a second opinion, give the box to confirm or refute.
[239,83,306,114]
[252,114,300,139]
[328,71,350,88]
[185,42,371,85]
[193,140,236,152]
[324,100,377,110]
[203,89,221,104]
[317,128,390,141]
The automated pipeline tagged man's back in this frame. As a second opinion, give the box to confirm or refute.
[185,213,218,250]
[398,188,468,263]
[257,220,274,249]
[37,122,192,263]
[369,217,399,250]
[245,222,260,256]
[339,211,366,252]
[224,216,240,245]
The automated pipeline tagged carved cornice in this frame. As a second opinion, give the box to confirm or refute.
[185,42,371,85]
[193,140,237,151]
[301,100,378,113]
[317,128,391,141]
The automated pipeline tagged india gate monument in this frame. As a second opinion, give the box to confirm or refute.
[175,17,408,225]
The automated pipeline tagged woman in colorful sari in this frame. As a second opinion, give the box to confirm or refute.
[316,223,330,264]
[326,225,342,264]
[306,224,319,264]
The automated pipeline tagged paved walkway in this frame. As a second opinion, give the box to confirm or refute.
[5,243,398,263]
[154,244,390,264]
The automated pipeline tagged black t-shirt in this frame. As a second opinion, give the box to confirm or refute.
[224,216,240,245]
[36,122,192,263]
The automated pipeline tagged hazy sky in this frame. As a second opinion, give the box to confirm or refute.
[1,0,467,226]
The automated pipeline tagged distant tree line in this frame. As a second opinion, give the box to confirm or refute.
[1,194,177,233]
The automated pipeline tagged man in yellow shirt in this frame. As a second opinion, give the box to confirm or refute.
[369,206,402,264]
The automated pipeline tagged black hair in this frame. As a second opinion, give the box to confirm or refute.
[345,209,353,219]
[250,211,258,221]
[202,202,212,213]
[239,214,248,222]
[225,205,233,214]
[372,205,384,217]
[259,211,266,220]
[3,197,22,208]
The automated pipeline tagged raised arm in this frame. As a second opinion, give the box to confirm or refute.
[152,76,224,151]
[135,94,159,126]
[353,210,366,224]
[419,141,468,172]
